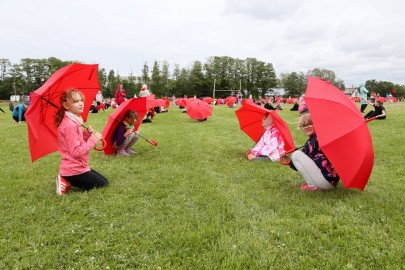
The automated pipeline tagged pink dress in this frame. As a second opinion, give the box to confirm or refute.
[250,125,285,161]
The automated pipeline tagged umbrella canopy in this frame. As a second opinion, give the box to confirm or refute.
[225,96,237,107]
[203,97,213,104]
[175,98,186,107]
[242,98,254,105]
[235,101,295,152]
[185,100,213,120]
[153,99,166,108]
[25,63,100,162]
[101,97,148,155]
[185,98,199,106]
[304,77,374,190]
[162,97,170,108]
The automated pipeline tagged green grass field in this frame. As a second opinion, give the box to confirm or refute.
[1,101,404,269]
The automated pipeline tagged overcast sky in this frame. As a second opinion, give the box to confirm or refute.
[1,0,404,87]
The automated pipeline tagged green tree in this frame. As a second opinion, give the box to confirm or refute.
[47,57,71,74]
[150,61,162,96]
[170,64,181,97]
[0,58,11,82]
[177,68,190,97]
[280,72,307,97]
[141,62,150,85]
[105,70,117,98]
[188,61,207,97]
[161,61,170,96]
[307,68,345,90]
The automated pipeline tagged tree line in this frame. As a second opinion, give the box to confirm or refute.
[1,57,403,100]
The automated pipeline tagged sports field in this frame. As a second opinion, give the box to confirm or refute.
[0,101,404,269]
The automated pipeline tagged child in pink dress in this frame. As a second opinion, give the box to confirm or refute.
[247,113,285,161]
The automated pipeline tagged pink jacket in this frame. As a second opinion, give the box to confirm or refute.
[250,125,285,161]
[58,115,98,176]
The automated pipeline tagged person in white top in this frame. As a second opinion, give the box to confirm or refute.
[138,84,151,97]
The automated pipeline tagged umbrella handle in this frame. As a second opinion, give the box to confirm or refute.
[147,139,158,146]
[94,138,106,151]
[279,147,302,165]
[279,155,291,165]
[81,125,105,151]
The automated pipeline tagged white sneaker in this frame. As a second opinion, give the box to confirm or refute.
[56,175,70,195]
[126,149,136,154]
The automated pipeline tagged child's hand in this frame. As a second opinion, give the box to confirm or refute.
[124,129,133,137]
[85,126,95,135]
[247,153,256,160]
[280,150,286,158]
[90,132,102,142]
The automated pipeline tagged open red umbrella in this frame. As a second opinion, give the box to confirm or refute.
[25,63,100,162]
[185,100,213,120]
[235,101,295,152]
[175,98,186,107]
[162,97,170,108]
[153,99,166,108]
[225,96,237,107]
[101,97,155,155]
[292,77,374,190]
[203,97,213,104]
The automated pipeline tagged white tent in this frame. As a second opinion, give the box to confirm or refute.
[351,90,360,97]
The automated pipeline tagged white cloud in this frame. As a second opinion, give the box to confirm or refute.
[1,0,404,86]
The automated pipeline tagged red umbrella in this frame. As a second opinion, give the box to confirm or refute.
[301,77,374,190]
[101,97,150,155]
[185,98,199,106]
[225,96,237,107]
[203,97,213,104]
[235,101,295,152]
[153,99,166,108]
[242,98,254,105]
[175,98,186,107]
[162,97,170,108]
[25,63,100,162]
[185,100,213,120]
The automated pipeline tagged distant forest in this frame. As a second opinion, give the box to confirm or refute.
[0,57,403,100]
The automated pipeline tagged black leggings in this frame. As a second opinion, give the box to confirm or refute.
[360,104,367,113]
[364,111,386,120]
[63,169,108,190]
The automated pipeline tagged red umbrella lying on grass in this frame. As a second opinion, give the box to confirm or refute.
[25,63,104,162]
[203,97,213,104]
[186,99,213,120]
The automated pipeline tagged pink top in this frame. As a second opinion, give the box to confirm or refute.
[250,125,285,161]
[58,115,97,176]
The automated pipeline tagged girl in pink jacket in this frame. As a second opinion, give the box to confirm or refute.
[246,113,285,161]
[54,89,108,195]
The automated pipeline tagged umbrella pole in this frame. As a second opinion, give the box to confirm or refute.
[136,132,158,146]
[365,116,378,123]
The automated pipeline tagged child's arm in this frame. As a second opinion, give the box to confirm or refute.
[361,96,373,105]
